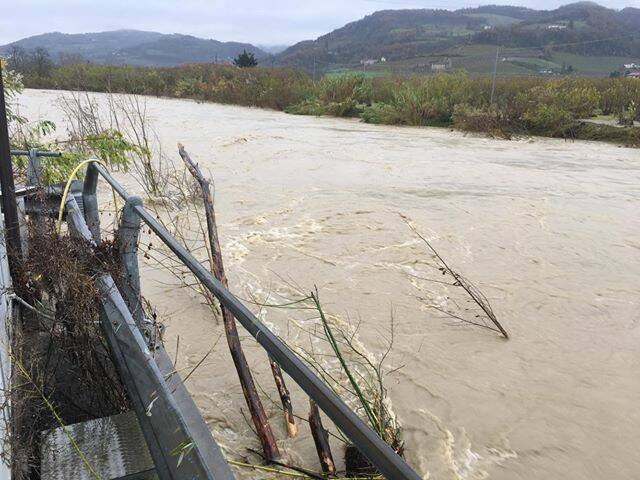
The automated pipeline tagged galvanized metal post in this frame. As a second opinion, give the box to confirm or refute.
[82,162,101,242]
[26,148,42,187]
[117,196,144,327]
[0,63,21,265]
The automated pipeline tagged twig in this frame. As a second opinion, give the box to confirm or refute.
[401,214,509,338]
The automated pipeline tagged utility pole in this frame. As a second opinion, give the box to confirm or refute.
[490,46,500,105]
[0,62,22,267]
[313,55,316,81]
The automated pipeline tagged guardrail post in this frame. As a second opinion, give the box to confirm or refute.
[117,196,144,328]
[26,148,41,187]
[65,197,171,480]
[82,162,100,243]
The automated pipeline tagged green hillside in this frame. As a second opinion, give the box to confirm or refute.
[276,2,640,78]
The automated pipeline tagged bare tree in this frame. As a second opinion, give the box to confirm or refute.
[31,47,53,78]
[7,46,29,73]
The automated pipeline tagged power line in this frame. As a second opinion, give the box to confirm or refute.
[490,46,499,104]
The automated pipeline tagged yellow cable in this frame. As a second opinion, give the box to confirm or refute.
[55,159,118,234]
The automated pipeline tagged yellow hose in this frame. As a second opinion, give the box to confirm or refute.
[55,159,118,234]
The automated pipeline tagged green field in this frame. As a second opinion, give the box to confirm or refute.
[465,13,522,26]
[350,45,640,78]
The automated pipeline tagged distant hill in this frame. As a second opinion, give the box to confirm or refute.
[476,2,640,56]
[275,2,640,73]
[0,30,268,67]
[3,2,639,77]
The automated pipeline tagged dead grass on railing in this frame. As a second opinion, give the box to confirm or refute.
[3,216,130,479]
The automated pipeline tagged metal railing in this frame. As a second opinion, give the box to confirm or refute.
[10,148,61,186]
[82,162,422,480]
[66,194,234,480]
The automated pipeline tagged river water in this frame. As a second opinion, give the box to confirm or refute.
[18,89,640,479]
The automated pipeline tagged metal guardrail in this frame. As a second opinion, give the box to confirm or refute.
[65,194,234,480]
[83,162,422,480]
[10,149,62,158]
[10,149,62,187]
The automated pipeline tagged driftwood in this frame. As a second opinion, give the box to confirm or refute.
[308,399,335,475]
[402,214,509,339]
[269,357,297,437]
[178,144,280,461]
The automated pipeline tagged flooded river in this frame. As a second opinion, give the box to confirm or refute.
[19,89,640,479]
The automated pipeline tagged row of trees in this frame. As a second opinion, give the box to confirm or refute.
[6,45,258,80]
[6,45,56,77]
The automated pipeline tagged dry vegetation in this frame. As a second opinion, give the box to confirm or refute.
[7,218,130,479]
[18,62,640,146]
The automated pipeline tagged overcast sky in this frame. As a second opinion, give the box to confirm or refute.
[1,0,637,46]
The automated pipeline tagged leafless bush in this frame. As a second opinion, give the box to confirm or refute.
[401,214,508,338]
[56,91,169,195]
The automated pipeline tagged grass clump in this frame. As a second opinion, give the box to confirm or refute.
[287,73,372,117]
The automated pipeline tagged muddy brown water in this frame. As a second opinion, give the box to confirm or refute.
[18,89,640,479]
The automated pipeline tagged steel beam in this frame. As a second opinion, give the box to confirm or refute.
[0,63,21,265]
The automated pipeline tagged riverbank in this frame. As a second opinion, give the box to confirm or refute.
[20,64,640,147]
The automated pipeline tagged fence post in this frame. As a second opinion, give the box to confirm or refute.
[26,148,41,187]
[117,195,144,328]
[65,196,234,480]
[0,63,22,267]
[82,162,100,242]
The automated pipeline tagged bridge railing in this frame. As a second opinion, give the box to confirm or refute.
[82,161,422,480]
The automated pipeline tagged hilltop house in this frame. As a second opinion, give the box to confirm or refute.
[430,58,452,72]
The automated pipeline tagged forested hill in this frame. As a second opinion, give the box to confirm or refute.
[276,2,640,70]
[0,30,267,67]
[2,2,639,76]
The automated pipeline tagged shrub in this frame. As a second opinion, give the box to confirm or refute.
[20,62,640,146]
[452,104,510,138]
[362,72,481,126]
[318,73,372,105]
[521,104,574,135]
[617,101,637,126]
[287,73,373,117]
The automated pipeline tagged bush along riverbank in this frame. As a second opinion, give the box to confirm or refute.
[20,63,640,146]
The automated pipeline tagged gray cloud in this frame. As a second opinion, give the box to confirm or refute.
[1,0,637,46]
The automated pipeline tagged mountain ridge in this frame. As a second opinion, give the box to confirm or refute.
[0,29,267,67]
[275,2,640,71]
